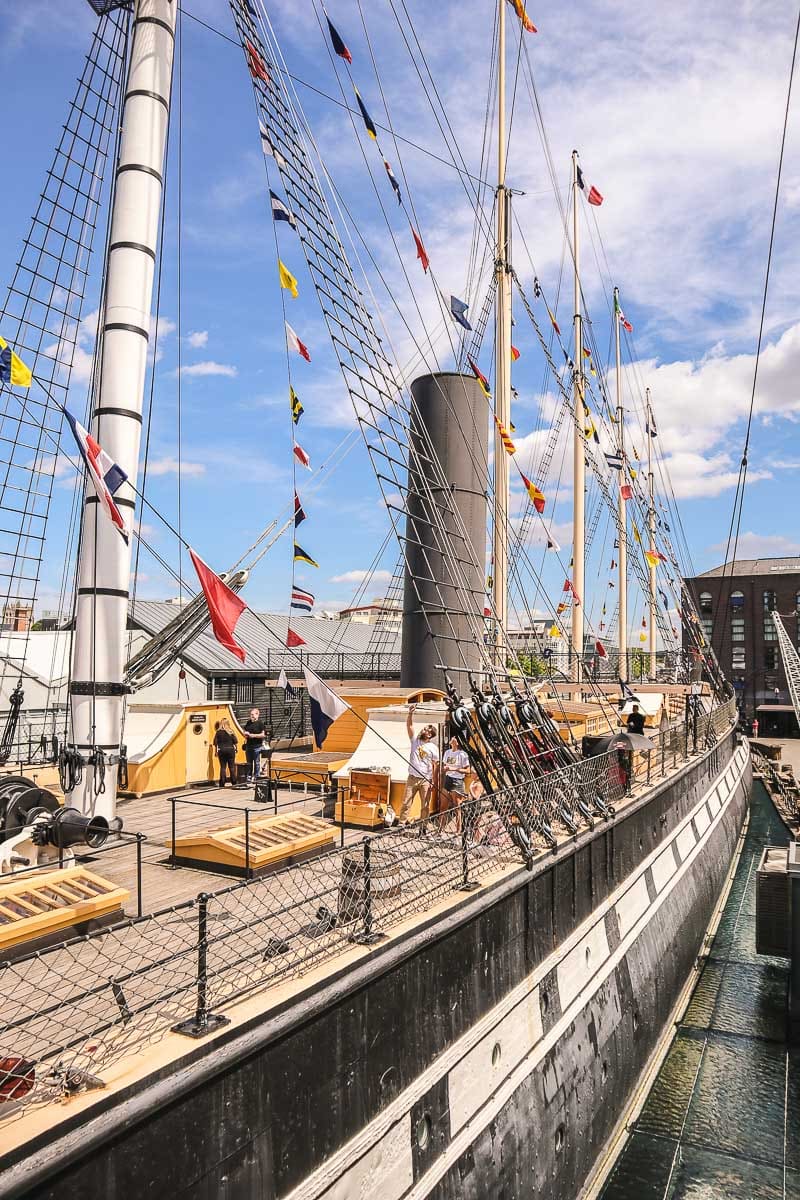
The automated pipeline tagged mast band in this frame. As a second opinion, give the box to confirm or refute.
[86,495,136,511]
[104,321,150,341]
[94,407,143,424]
[116,162,163,184]
[125,87,170,111]
[109,241,157,261]
[77,587,130,599]
[69,681,132,697]
[132,16,175,40]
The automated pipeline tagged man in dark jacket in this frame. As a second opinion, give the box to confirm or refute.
[243,707,267,782]
[626,704,645,736]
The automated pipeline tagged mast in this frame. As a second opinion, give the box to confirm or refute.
[614,285,627,682]
[647,387,657,678]
[571,151,584,680]
[70,0,177,817]
[493,0,512,651]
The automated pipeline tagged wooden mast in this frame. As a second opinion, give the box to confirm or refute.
[614,286,627,682]
[571,151,585,681]
[493,0,512,656]
[647,387,657,678]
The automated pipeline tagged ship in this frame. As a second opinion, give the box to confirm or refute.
[0,2,749,1198]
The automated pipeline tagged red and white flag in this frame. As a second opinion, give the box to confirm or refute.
[63,407,129,542]
[189,549,247,663]
[576,164,603,206]
[286,322,311,362]
[293,443,311,469]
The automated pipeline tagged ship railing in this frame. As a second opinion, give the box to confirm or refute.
[0,698,738,1122]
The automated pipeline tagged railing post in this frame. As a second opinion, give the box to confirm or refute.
[245,808,251,880]
[458,798,480,891]
[136,832,143,918]
[350,837,386,945]
[170,798,177,869]
[172,893,230,1038]
[660,730,666,776]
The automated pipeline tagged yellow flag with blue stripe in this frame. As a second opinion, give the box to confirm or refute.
[278,260,299,299]
[0,336,32,387]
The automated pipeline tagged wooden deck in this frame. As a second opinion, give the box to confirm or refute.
[72,783,355,916]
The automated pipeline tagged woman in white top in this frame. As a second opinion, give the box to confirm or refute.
[439,736,470,831]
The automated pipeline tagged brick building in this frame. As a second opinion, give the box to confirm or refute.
[685,557,800,721]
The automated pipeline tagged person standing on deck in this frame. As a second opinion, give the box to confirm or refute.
[243,707,267,783]
[213,718,238,788]
[439,735,470,832]
[395,704,439,829]
[626,704,645,736]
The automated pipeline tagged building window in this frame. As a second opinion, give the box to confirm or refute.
[730,590,744,609]
[236,678,254,705]
[701,618,713,639]
[764,646,778,670]
[763,589,776,612]
[764,618,777,643]
[699,591,713,615]
[732,648,746,671]
[796,591,800,614]
[731,617,745,643]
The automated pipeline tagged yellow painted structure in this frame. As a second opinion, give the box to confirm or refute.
[0,867,129,951]
[317,686,444,754]
[169,812,336,874]
[121,702,248,798]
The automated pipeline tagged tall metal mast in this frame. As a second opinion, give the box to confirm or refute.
[70,0,177,817]
[614,285,627,682]
[647,386,657,678]
[571,151,585,680]
[493,0,512,650]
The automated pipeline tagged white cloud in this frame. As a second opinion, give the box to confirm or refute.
[707,531,800,559]
[330,568,393,585]
[145,457,206,477]
[186,330,209,349]
[176,361,238,379]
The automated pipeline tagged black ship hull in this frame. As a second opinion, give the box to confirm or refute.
[3,732,749,1200]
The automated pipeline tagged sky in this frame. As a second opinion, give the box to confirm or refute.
[1,0,800,639]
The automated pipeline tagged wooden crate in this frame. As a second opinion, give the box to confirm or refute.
[336,769,391,828]
[169,812,337,876]
[0,867,130,952]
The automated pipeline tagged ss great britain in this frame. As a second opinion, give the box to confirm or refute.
[0,2,749,1198]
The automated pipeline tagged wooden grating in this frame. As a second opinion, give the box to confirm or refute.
[0,867,130,951]
[169,813,336,870]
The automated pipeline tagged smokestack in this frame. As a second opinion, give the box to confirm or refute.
[400,372,487,690]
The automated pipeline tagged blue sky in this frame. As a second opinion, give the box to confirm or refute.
[2,0,800,640]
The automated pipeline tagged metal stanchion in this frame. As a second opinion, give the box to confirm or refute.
[350,837,386,945]
[172,893,230,1038]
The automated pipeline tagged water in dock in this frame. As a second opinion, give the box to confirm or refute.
[600,777,800,1199]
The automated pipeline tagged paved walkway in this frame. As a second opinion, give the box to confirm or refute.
[600,779,799,1199]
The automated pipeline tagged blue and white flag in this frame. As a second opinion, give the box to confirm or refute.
[604,451,623,470]
[290,586,314,613]
[270,189,296,228]
[303,666,349,747]
[450,295,472,331]
[277,667,299,701]
[63,407,129,542]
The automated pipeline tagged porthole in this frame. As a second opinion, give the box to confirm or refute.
[633,1009,640,1032]
[555,1124,565,1153]
[541,990,549,1014]
[416,1113,431,1151]
[585,946,591,966]
[601,1060,608,1083]
[492,1041,502,1068]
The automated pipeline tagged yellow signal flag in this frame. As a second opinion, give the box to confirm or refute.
[493,413,516,455]
[0,335,32,388]
[278,260,299,298]
[633,523,641,544]
[644,550,660,569]
[639,631,647,643]
[548,624,560,638]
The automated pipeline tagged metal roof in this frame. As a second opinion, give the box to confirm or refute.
[130,601,400,676]
[695,558,800,579]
